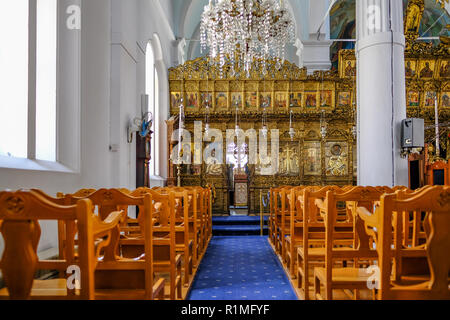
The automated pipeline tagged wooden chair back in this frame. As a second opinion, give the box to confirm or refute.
[373,186,450,299]
[0,191,119,300]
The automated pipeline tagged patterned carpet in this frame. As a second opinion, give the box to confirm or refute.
[187,236,298,300]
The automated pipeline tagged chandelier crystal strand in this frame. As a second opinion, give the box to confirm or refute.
[201,0,295,78]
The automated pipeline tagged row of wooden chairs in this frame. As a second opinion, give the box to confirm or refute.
[0,185,212,300]
[269,185,450,300]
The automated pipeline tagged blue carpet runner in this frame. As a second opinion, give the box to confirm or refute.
[187,236,298,300]
[212,216,269,236]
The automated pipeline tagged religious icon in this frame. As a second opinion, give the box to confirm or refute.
[303,142,321,175]
[419,61,435,78]
[289,92,302,107]
[274,92,288,108]
[255,152,276,175]
[439,61,450,78]
[424,91,437,107]
[171,92,182,109]
[245,92,258,108]
[259,92,272,108]
[326,143,348,176]
[407,91,420,107]
[192,165,202,175]
[187,92,198,108]
[205,149,223,176]
[305,92,317,108]
[442,92,450,108]
[405,4,421,33]
[338,92,351,106]
[405,60,416,78]
[215,92,228,109]
[231,92,243,108]
[344,60,356,77]
[201,92,212,108]
[320,90,333,107]
[278,146,300,175]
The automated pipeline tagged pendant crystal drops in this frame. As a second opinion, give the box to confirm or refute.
[200,0,295,77]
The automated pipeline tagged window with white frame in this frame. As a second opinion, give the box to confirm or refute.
[0,0,57,162]
[146,41,159,177]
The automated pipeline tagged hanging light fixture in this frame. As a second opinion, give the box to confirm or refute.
[234,101,241,137]
[289,110,295,141]
[320,110,327,139]
[261,76,269,138]
[204,70,211,135]
[261,111,268,138]
[178,67,186,170]
[200,0,295,77]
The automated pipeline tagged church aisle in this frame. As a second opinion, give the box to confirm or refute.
[187,236,298,300]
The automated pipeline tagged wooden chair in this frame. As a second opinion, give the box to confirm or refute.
[269,187,277,246]
[31,188,97,264]
[0,190,121,300]
[184,187,206,257]
[204,187,213,243]
[297,185,356,300]
[269,186,287,247]
[284,186,306,273]
[312,186,386,300]
[153,187,201,262]
[58,188,166,300]
[120,190,182,300]
[350,186,450,300]
[274,186,293,255]
[131,187,193,287]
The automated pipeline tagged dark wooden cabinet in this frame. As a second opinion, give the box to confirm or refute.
[136,131,152,188]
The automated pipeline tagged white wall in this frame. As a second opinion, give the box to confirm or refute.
[0,0,177,256]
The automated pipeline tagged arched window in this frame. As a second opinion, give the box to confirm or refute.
[146,41,159,176]
[0,0,57,162]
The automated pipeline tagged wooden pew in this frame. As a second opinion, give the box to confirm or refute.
[0,190,121,300]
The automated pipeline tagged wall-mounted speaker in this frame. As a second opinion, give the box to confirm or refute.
[401,118,424,149]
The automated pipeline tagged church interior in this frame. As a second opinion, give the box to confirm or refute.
[0,0,449,301]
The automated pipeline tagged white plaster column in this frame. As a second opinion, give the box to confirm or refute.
[356,0,408,187]
[301,0,332,73]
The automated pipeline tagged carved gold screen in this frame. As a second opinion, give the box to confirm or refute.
[166,0,450,214]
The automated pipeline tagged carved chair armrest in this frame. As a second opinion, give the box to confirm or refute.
[314,198,325,211]
[356,206,377,228]
[93,210,124,238]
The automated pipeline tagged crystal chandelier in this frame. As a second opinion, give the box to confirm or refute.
[200,0,295,77]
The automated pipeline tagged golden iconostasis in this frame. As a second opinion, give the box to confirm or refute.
[166,0,450,213]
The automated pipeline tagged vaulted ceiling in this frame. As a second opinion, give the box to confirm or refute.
[163,0,450,69]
